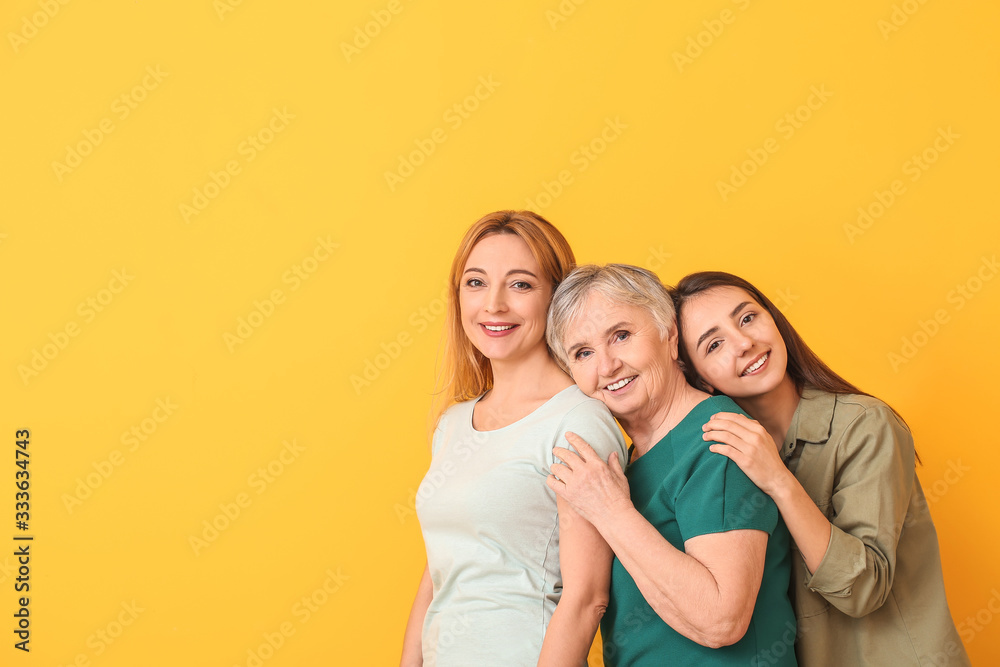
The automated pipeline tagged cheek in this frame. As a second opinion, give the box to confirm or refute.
[526,297,549,324]
[570,366,595,391]
[458,293,477,318]
[697,356,725,381]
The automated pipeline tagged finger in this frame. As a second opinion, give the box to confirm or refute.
[552,446,582,465]
[702,418,759,443]
[702,429,750,452]
[703,412,761,432]
[550,462,572,479]
[708,443,746,465]
[608,451,625,474]
[564,431,598,459]
[545,474,564,494]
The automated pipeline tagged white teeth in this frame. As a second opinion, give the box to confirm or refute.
[606,376,635,391]
[484,324,514,331]
[742,353,768,376]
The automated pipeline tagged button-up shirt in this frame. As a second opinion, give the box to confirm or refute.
[781,388,970,666]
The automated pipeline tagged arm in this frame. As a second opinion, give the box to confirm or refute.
[537,495,613,667]
[600,506,767,647]
[703,412,832,571]
[705,406,914,618]
[548,434,767,648]
[400,564,432,667]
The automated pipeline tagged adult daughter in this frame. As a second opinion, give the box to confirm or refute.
[672,271,969,666]
[399,211,627,667]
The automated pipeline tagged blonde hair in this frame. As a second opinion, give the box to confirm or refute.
[547,264,675,372]
[432,210,576,425]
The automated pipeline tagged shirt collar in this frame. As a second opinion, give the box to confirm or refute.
[788,387,837,445]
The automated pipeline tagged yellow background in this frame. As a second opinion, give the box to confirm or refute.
[2,1,997,665]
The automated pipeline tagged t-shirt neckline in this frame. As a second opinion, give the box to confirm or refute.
[469,384,578,434]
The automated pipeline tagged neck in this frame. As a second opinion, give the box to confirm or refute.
[621,373,709,456]
[732,375,801,445]
[487,345,569,402]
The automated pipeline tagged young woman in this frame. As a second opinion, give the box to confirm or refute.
[671,271,970,666]
[399,211,627,667]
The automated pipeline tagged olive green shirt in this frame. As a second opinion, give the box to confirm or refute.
[782,389,970,666]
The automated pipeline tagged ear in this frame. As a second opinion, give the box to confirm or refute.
[666,326,680,361]
[696,376,717,394]
[677,356,716,394]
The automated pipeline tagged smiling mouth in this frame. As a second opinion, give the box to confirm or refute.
[605,376,636,391]
[480,323,519,337]
[741,353,768,376]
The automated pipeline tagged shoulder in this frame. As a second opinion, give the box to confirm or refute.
[435,397,477,429]
[801,390,915,466]
[667,395,747,462]
[797,389,908,435]
[830,391,894,415]
[828,392,909,437]
[552,386,615,419]
[548,386,627,457]
[529,385,618,429]
[677,395,748,438]
[700,394,748,418]
[430,398,477,453]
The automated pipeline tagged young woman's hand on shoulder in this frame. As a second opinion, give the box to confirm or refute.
[701,412,794,497]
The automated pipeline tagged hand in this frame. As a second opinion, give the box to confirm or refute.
[702,412,791,497]
[547,432,632,527]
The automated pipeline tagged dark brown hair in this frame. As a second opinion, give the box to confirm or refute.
[673,271,918,462]
[672,272,916,463]
[671,271,868,397]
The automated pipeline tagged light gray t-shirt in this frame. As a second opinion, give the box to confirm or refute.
[416,385,627,667]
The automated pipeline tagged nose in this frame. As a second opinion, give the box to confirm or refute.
[732,330,753,354]
[597,347,622,378]
[485,285,507,313]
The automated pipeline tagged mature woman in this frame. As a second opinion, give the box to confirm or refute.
[400,211,628,667]
[545,263,796,666]
[671,271,970,666]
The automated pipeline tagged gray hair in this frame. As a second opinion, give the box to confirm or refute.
[546,263,677,371]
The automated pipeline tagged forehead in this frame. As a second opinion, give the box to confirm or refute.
[566,292,652,340]
[682,286,758,327]
[464,233,538,270]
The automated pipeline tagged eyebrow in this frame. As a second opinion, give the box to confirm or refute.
[565,320,630,358]
[695,301,751,350]
[462,268,539,279]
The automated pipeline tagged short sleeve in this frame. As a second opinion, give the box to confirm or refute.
[675,449,779,543]
[552,399,628,467]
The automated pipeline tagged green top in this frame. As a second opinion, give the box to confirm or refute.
[601,395,797,666]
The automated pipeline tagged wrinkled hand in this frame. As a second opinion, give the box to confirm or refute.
[547,432,633,527]
[702,412,791,496]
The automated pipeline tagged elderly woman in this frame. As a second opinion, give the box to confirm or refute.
[545,264,797,666]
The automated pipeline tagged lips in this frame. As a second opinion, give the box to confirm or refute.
[741,352,768,376]
[480,322,519,337]
[605,375,637,391]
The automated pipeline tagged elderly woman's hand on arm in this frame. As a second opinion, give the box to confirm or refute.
[549,433,766,648]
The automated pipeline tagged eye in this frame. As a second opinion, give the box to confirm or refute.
[706,339,720,353]
[573,349,593,361]
[465,278,485,288]
[512,280,532,290]
[613,331,630,342]
[740,312,755,326]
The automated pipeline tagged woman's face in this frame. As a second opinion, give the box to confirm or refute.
[679,286,789,398]
[562,291,677,424]
[459,233,552,364]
